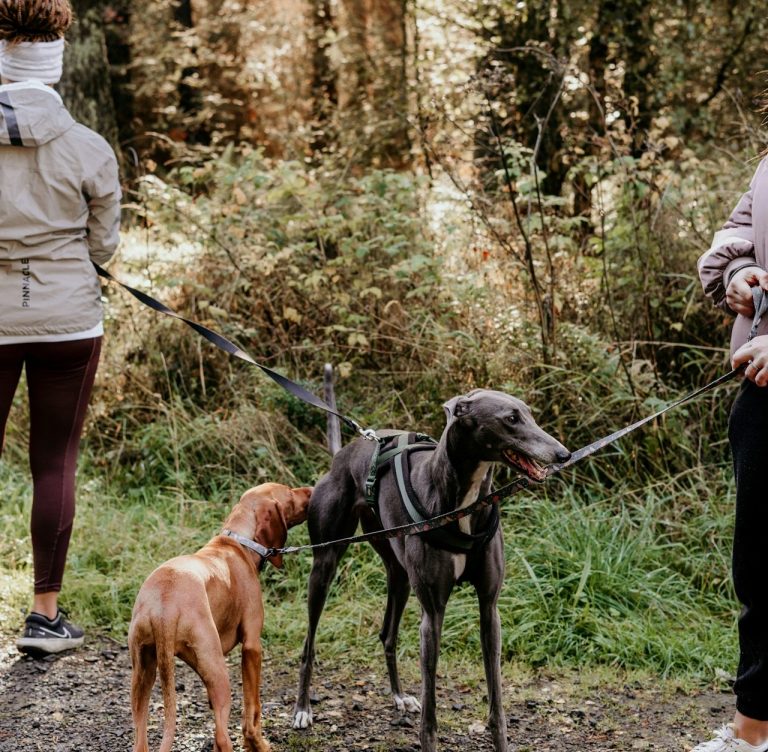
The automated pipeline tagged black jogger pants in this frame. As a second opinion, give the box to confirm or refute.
[729,378,768,720]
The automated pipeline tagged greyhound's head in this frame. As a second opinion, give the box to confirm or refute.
[225,483,312,568]
[443,389,570,481]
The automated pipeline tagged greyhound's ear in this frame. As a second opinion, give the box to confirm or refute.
[443,395,470,422]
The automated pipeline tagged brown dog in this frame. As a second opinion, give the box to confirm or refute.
[128,482,311,752]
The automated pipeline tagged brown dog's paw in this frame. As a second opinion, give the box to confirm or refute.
[244,736,270,752]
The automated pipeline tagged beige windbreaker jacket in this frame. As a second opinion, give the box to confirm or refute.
[698,157,768,356]
[0,80,121,337]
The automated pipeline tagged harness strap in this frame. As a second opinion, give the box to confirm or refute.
[397,442,498,553]
[377,432,436,461]
[394,435,424,524]
[369,432,496,553]
[365,432,436,509]
[364,436,385,507]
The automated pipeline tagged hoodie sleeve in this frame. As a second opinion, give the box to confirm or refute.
[82,148,122,265]
[697,160,765,312]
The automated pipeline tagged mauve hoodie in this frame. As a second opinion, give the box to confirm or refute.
[0,79,120,337]
[698,157,768,356]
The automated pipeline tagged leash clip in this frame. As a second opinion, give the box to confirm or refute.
[749,287,768,342]
[360,427,380,442]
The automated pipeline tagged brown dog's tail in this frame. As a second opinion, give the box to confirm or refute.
[154,617,177,752]
[323,363,342,456]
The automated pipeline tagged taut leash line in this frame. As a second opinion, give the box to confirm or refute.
[94,264,377,440]
[96,264,754,557]
[271,365,743,556]
[275,477,532,556]
[546,366,742,475]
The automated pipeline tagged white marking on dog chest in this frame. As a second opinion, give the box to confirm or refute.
[453,553,467,579]
[452,462,491,579]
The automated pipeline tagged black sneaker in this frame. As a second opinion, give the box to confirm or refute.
[16,609,85,656]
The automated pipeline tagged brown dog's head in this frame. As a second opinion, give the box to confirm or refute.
[224,482,312,569]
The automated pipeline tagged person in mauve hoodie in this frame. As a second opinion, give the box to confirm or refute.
[0,0,121,656]
[697,153,768,752]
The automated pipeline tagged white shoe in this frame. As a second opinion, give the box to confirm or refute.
[690,725,768,752]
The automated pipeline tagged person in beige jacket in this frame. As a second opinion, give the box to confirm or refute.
[695,155,768,752]
[0,0,121,656]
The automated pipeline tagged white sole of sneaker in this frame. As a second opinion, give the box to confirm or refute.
[16,635,85,655]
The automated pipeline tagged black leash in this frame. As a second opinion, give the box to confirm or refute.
[545,366,741,476]
[94,264,377,441]
[96,263,757,558]
[270,365,742,556]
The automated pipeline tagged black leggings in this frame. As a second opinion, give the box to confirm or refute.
[0,338,101,594]
[729,379,768,720]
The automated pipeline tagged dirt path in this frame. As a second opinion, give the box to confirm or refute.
[0,631,734,752]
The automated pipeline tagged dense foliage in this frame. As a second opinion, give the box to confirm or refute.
[2,0,767,677]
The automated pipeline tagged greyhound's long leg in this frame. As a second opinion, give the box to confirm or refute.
[474,534,508,751]
[371,540,420,714]
[417,602,446,752]
[292,542,349,729]
[478,594,508,751]
[410,552,454,752]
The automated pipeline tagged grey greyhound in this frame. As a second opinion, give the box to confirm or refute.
[292,388,570,751]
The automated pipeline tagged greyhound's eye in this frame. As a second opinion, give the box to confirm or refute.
[505,413,520,425]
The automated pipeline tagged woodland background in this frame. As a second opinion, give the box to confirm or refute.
[3,0,768,680]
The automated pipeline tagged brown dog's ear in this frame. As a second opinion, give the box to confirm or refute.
[285,486,312,528]
[265,487,311,569]
[267,551,284,569]
[254,500,287,567]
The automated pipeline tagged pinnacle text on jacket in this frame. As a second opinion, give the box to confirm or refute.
[21,259,30,308]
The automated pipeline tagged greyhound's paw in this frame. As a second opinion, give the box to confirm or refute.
[292,708,313,729]
[394,693,421,714]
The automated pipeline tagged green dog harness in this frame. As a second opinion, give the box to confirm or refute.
[364,431,499,554]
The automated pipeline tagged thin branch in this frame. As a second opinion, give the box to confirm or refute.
[485,93,550,361]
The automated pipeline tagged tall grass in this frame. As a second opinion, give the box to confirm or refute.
[0,423,739,678]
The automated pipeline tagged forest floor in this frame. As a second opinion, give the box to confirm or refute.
[0,629,735,752]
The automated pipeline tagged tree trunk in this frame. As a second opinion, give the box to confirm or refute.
[367,0,411,167]
[59,0,119,149]
[620,1,658,156]
[306,0,338,153]
[337,0,370,160]
[474,0,568,196]
[572,0,614,240]
[173,0,207,143]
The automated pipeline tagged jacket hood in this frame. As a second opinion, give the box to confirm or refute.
[0,82,74,146]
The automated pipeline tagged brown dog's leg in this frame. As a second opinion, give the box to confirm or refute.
[241,636,270,752]
[192,641,234,752]
[130,642,157,752]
